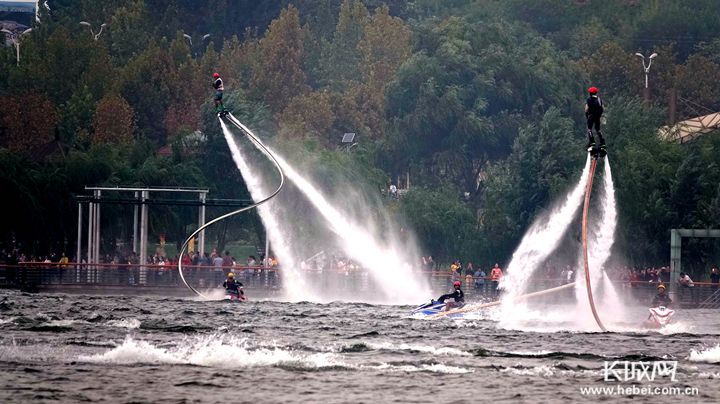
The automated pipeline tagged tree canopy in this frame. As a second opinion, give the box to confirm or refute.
[1,0,718,274]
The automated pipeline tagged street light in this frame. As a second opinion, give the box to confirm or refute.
[79,21,106,41]
[634,52,658,89]
[182,33,211,58]
[1,28,33,66]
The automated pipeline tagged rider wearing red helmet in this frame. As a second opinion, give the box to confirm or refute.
[212,72,226,115]
[585,86,605,150]
[437,280,465,311]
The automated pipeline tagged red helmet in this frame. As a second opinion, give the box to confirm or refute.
[213,72,220,79]
[453,281,461,287]
[588,86,598,95]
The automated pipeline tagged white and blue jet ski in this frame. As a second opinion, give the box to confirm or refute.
[411,300,446,316]
[410,299,466,318]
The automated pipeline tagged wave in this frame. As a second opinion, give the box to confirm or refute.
[77,335,472,374]
[470,348,665,362]
[138,320,212,333]
[688,344,720,364]
[364,341,470,357]
[106,318,141,329]
[78,335,344,370]
[0,317,15,325]
[363,363,472,374]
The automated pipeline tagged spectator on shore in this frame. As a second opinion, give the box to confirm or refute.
[660,266,671,283]
[490,263,503,298]
[678,272,697,304]
[474,267,485,293]
[212,253,224,285]
[59,252,69,267]
[389,183,398,199]
[464,271,473,289]
[710,265,719,289]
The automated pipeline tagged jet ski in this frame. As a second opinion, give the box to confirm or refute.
[411,300,446,316]
[410,299,465,318]
[644,306,675,328]
[224,291,247,302]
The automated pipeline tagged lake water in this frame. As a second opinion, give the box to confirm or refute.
[1,291,718,403]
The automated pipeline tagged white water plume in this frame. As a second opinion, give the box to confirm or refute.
[220,120,309,301]
[500,156,591,312]
[223,119,430,303]
[574,158,622,329]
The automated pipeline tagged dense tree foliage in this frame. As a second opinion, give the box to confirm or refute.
[1,0,719,275]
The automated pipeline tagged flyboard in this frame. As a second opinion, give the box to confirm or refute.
[177,112,285,300]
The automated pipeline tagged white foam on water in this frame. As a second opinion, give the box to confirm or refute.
[366,363,473,374]
[79,336,184,365]
[688,344,720,363]
[365,341,470,356]
[0,317,15,325]
[78,335,345,369]
[47,319,88,327]
[500,365,556,377]
[106,318,141,329]
[504,350,553,356]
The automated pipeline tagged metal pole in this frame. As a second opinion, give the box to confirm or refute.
[95,190,101,267]
[139,190,148,284]
[670,229,681,300]
[198,192,206,256]
[76,202,82,283]
[133,191,139,254]
[76,202,82,264]
[87,200,93,264]
[87,199,93,283]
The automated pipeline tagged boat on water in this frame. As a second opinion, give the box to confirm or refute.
[643,306,675,329]
[410,300,465,318]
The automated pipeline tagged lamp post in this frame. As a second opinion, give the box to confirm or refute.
[1,28,32,66]
[635,52,657,104]
[183,33,211,58]
[79,21,106,41]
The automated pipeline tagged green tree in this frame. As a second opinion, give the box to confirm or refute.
[250,5,310,113]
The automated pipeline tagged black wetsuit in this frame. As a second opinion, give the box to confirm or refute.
[438,289,465,304]
[223,279,243,296]
[651,293,672,307]
[586,95,605,146]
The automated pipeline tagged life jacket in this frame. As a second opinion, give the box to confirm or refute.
[586,95,603,116]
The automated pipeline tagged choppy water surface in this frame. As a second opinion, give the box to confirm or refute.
[1,291,719,403]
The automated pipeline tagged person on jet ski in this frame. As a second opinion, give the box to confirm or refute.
[651,283,672,307]
[437,281,465,311]
[222,272,245,300]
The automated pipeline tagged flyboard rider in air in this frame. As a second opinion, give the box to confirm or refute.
[585,86,606,157]
[213,72,229,117]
